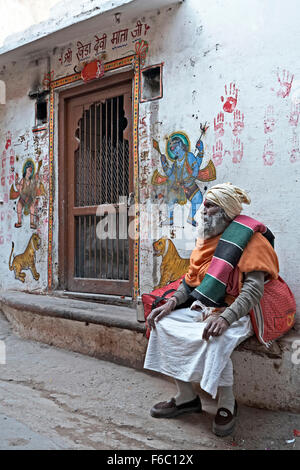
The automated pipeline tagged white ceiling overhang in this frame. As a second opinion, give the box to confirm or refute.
[0,0,183,64]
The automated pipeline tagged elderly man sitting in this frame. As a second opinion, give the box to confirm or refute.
[144,183,279,437]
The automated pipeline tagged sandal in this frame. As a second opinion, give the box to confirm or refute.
[213,400,238,437]
[150,395,202,419]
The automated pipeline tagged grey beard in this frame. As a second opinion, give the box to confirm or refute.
[198,209,231,240]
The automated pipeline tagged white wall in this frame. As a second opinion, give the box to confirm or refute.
[0,0,63,48]
[0,0,299,328]
[138,0,300,331]
[0,0,134,49]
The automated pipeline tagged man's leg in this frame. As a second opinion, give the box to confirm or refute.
[213,358,237,437]
[217,358,235,414]
[174,379,197,405]
[150,378,202,419]
[217,386,235,414]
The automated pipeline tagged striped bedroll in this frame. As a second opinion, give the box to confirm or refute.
[191,215,274,307]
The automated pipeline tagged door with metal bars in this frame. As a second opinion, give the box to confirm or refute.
[65,81,134,295]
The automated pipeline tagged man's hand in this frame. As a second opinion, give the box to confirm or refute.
[202,316,229,341]
[147,298,177,330]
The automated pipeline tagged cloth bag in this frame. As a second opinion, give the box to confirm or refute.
[250,276,296,347]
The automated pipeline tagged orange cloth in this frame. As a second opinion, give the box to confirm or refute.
[185,232,279,302]
[185,235,221,287]
[238,232,279,281]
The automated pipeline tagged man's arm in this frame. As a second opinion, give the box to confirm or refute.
[171,279,193,306]
[148,271,265,332]
[220,271,265,326]
[147,279,191,330]
[203,271,265,340]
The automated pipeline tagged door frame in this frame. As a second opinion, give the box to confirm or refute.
[58,70,135,294]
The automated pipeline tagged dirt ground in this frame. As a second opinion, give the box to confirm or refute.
[0,311,299,451]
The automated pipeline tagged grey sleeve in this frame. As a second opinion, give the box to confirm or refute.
[171,281,191,306]
[220,271,265,326]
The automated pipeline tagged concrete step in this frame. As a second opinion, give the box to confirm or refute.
[0,290,147,370]
[0,290,299,412]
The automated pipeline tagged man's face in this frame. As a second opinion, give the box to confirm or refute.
[203,200,220,217]
[198,200,231,239]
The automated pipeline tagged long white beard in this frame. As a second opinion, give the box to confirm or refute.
[198,209,231,240]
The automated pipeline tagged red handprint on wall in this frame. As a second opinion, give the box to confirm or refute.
[232,138,244,163]
[262,138,275,166]
[276,69,294,98]
[8,173,14,185]
[9,147,15,166]
[5,131,12,150]
[1,150,6,169]
[221,83,238,113]
[290,133,300,163]
[289,103,300,127]
[214,112,225,137]
[212,140,223,166]
[264,106,275,134]
[232,109,244,136]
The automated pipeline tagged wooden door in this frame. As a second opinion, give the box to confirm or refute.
[64,80,133,295]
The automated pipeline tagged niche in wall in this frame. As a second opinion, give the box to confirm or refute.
[35,99,48,127]
[140,63,163,103]
[29,87,49,132]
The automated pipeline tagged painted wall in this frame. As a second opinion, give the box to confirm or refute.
[0,57,50,290]
[0,0,299,329]
[138,0,300,333]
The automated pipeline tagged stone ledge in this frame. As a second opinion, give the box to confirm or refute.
[1,289,298,357]
[1,290,299,411]
[236,329,299,359]
[0,290,146,334]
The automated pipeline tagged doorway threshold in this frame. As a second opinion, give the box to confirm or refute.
[55,290,134,308]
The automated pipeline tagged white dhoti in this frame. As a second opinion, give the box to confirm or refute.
[144,307,254,399]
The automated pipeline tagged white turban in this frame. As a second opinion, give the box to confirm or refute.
[205,182,251,220]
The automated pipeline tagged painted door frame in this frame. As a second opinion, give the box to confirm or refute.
[58,70,135,295]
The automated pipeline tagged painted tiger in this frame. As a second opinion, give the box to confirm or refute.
[153,236,190,289]
[9,233,41,283]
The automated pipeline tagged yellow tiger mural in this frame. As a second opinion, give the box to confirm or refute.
[153,236,190,289]
[9,233,41,283]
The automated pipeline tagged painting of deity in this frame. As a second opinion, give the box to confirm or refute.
[151,124,216,226]
[9,159,45,229]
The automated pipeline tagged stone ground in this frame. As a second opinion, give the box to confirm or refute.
[0,311,299,451]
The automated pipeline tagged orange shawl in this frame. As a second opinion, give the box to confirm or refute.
[185,232,279,303]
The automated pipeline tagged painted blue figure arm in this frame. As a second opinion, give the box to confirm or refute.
[187,152,201,179]
[160,153,174,177]
[195,138,204,163]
